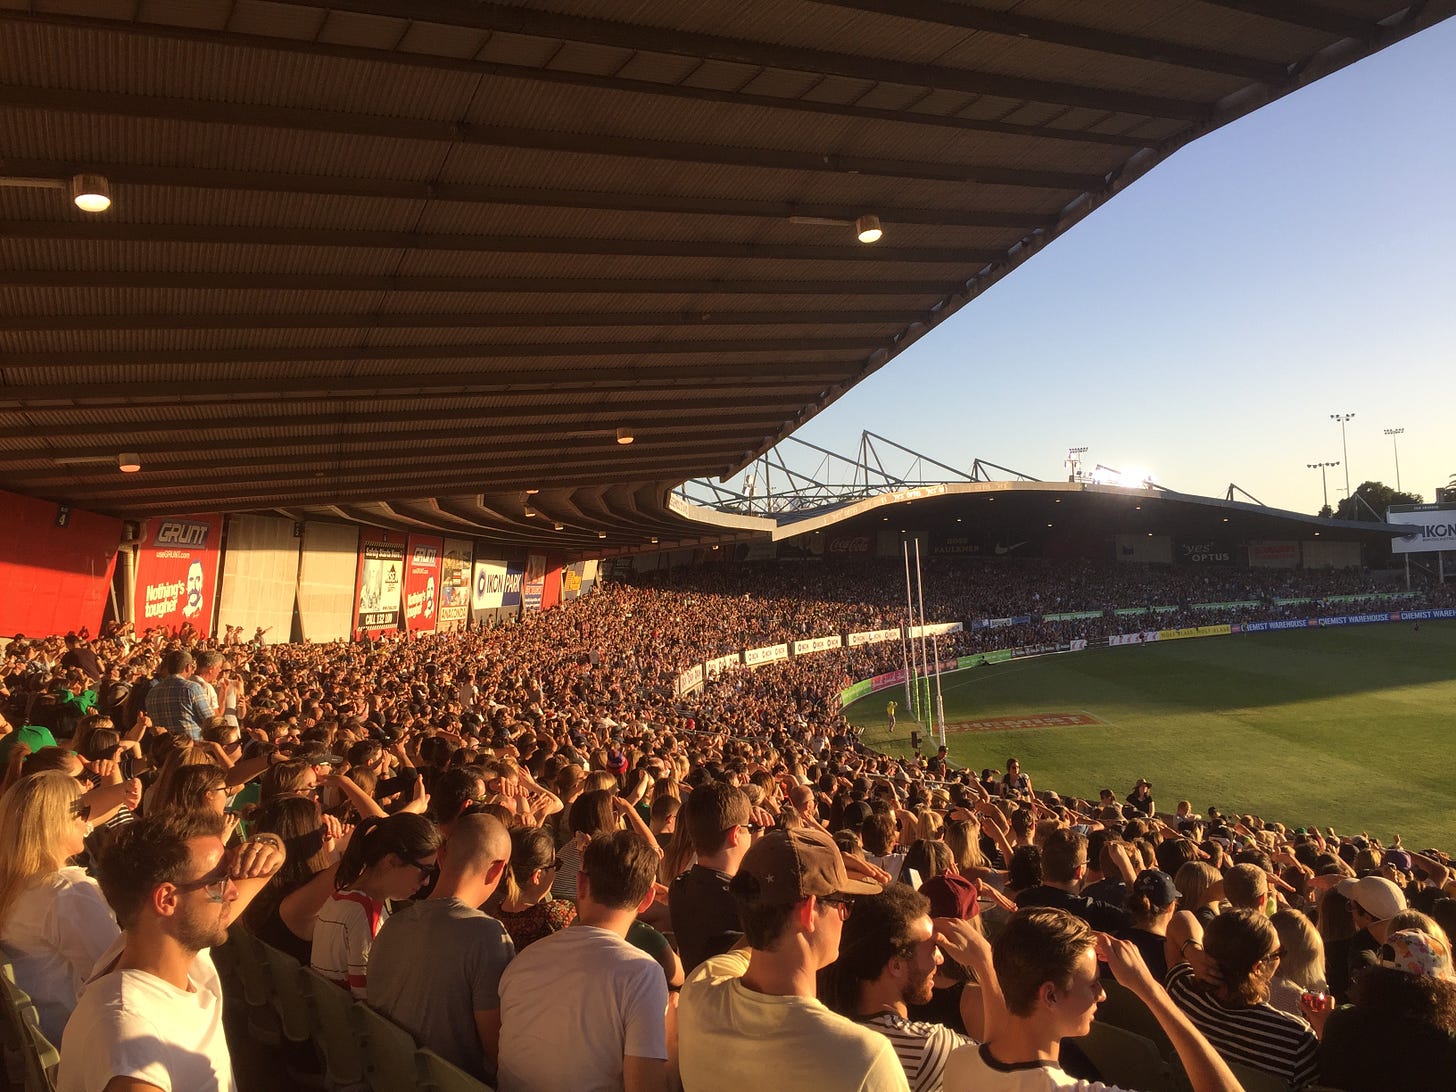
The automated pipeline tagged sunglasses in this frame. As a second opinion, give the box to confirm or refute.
[820,893,857,917]
[70,800,91,822]
[174,871,233,903]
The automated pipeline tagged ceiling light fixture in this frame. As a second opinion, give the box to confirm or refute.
[597,531,607,539]
[71,174,111,213]
[523,506,536,517]
[615,427,634,445]
[117,452,141,473]
[525,488,539,495]
[553,522,564,531]
[855,214,883,243]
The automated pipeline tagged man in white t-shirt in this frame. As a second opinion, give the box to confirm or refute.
[497,829,669,1092]
[58,812,280,1092]
[678,825,906,1092]
[942,908,1239,1092]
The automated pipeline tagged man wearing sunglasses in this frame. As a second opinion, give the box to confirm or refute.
[56,812,284,1092]
[678,825,904,1092]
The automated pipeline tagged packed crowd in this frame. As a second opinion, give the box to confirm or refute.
[0,566,1452,1092]
[615,558,1444,647]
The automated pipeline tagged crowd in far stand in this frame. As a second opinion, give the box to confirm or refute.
[0,560,1452,1092]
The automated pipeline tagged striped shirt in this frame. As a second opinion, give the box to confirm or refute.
[311,890,388,999]
[1164,963,1318,1088]
[859,1012,971,1092]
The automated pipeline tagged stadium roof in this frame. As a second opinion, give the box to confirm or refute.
[764,481,1413,548]
[1,0,1451,551]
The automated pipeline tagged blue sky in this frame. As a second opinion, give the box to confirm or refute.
[792,19,1455,516]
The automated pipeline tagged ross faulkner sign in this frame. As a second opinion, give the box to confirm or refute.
[1388,504,1456,555]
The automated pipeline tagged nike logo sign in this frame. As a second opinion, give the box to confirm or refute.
[994,542,1027,555]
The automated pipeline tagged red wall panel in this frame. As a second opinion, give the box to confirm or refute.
[0,492,121,637]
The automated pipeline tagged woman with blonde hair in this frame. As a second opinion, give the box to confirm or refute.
[0,771,120,1043]
[1267,908,1327,1017]
[915,807,943,843]
[943,809,1009,888]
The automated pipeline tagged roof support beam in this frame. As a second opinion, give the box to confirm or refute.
[0,309,916,332]
[0,367,839,407]
[0,406,790,443]
[807,0,1289,81]
[0,271,952,296]
[0,10,1156,147]
[0,160,1061,231]
[14,422,774,465]
[1196,0,1375,38]
[60,462,721,511]
[243,0,1209,118]
[11,439,737,488]
[0,220,1006,265]
[0,338,882,371]
[0,85,1109,190]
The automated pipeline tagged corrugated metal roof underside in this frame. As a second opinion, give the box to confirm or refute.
[0,0,1450,551]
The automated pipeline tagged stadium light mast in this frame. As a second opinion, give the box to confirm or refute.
[1384,428,1404,493]
[1307,461,1339,513]
[1065,446,1088,483]
[1330,412,1355,500]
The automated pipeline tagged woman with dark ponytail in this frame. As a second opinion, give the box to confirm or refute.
[497,826,576,950]
[309,812,440,997]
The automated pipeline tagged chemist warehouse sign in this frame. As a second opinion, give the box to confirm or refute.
[1388,504,1456,555]
[132,514,224,635]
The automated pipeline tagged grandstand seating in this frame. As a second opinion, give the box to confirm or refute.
[215,931,492,1092]
[0,956,58,1092]
[1070,1021,1175,1092]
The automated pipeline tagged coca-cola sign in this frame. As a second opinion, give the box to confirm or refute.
[828,535,871,554]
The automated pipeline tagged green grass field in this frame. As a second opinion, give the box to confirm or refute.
[846,621,1456,850]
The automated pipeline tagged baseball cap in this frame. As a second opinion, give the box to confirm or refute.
[1377,930,1454,980]
[921,873,980,919]
[606,751,629,775]
[731,826,882,907]
[1336,875,1407,921]
[0,724,58,766]
[1381,848,1414,873]
[1132,869,1179,910]
[295,746,344,767]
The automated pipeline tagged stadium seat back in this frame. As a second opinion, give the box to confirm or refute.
[416,1047,493,1092]
[301,968,366,1088]
[0,966,59,1092]
[1071,1021,1174,1092]
[1225,1061,1292,1092]
[259,941,312,1044]
[223,927,283,1046]
[351,1001,421,1092]
[1095,980,1175,1057]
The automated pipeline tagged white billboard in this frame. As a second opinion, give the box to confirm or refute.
[1388,503,1456,555]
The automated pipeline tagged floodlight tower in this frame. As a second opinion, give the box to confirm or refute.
[1330,412,1355,500]
[1307,461,1339,513]
[1065,446,1088,482]
[1383,428,1404,493]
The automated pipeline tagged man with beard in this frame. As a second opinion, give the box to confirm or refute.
[823,884,991,1092]
[58,812,283,1092]
[182,560,206,621]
